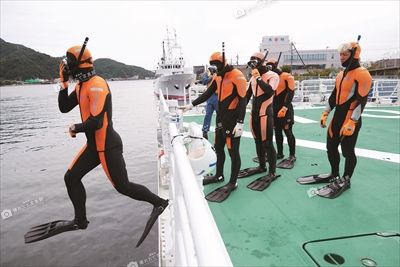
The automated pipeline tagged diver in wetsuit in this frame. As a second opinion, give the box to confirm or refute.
[24,40,168,246]
[180,51,247,202]
[240,52,280,191]
[268,58,297,169]
[297,40,372,199]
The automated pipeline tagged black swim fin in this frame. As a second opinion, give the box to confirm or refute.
[317,176,351,199]
[237,166,266,178]
[205,183,237,203]
[296,173,334,184]
[136,199,169,247]
[247,174,280,191]
[277,156,296,169]
[24,219,88,243]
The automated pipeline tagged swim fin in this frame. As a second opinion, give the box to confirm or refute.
[136,199,169,247]
[317,176,351,199]
[238,166,266,178]
[205,183,237,203]
[247,174,281,191]
[296,173,334,185]
[277,156,296,169]
[24,219,88,243]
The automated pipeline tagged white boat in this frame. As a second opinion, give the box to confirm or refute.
[153,29,196,103]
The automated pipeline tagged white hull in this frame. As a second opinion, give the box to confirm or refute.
[154,73,196,100]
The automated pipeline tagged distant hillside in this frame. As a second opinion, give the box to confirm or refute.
[0,38,154,82]
[0,38,61,81]
[94,58,154,79]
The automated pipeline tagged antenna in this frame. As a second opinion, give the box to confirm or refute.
[292,42,306,68]
[162,41,165,63]
[261,50,269,65]
[276,51,282,66]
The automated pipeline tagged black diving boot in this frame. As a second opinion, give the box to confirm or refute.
[203,174,224,185]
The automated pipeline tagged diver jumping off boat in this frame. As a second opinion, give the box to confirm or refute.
[180,47,247,202]
[297,37,372,199]
[268,57,297,169]
[24,38,168,244]
[239,52,279,189]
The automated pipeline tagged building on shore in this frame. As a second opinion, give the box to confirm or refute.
[368,58,400,77]
[192,36,399,78]
[259,35,341,73]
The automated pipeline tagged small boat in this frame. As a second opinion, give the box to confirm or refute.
[153,28,195,103]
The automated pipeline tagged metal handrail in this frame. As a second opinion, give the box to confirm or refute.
[159,90,232,267]
[294,78,399,104]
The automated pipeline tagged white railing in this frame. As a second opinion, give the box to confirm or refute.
[158,90,232,267]
[368,79,400,104]
[186,78,399,108]
[294,78,399,104]
[295,79,336,103]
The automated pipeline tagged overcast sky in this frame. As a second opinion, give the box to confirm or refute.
[1,0,399,70]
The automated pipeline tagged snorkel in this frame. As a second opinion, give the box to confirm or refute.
[77,37,89,64]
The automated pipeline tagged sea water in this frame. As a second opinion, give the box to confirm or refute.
[0,80,160,267]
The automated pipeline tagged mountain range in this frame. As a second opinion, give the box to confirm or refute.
[0,38,155,82]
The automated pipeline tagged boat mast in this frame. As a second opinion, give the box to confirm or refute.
[162,41,166,65]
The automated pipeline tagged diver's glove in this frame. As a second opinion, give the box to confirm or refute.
[178,103,193,112]
[320,111,329,128]
[277,106,288,118]
[340,119,357,136]
[69,124,77,138]
[232,122,244,138]
[251,69,261,79]
[59,60,69,89]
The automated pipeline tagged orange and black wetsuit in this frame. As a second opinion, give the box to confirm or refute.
[246,65,279,174]
[58,74,163,222]
[192,65,247,185]
[273,70,296,157]
[325,61,372,178]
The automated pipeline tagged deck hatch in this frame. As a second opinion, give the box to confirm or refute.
[303,232,399,266]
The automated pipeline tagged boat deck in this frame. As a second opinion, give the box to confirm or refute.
[184,105,400,266]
